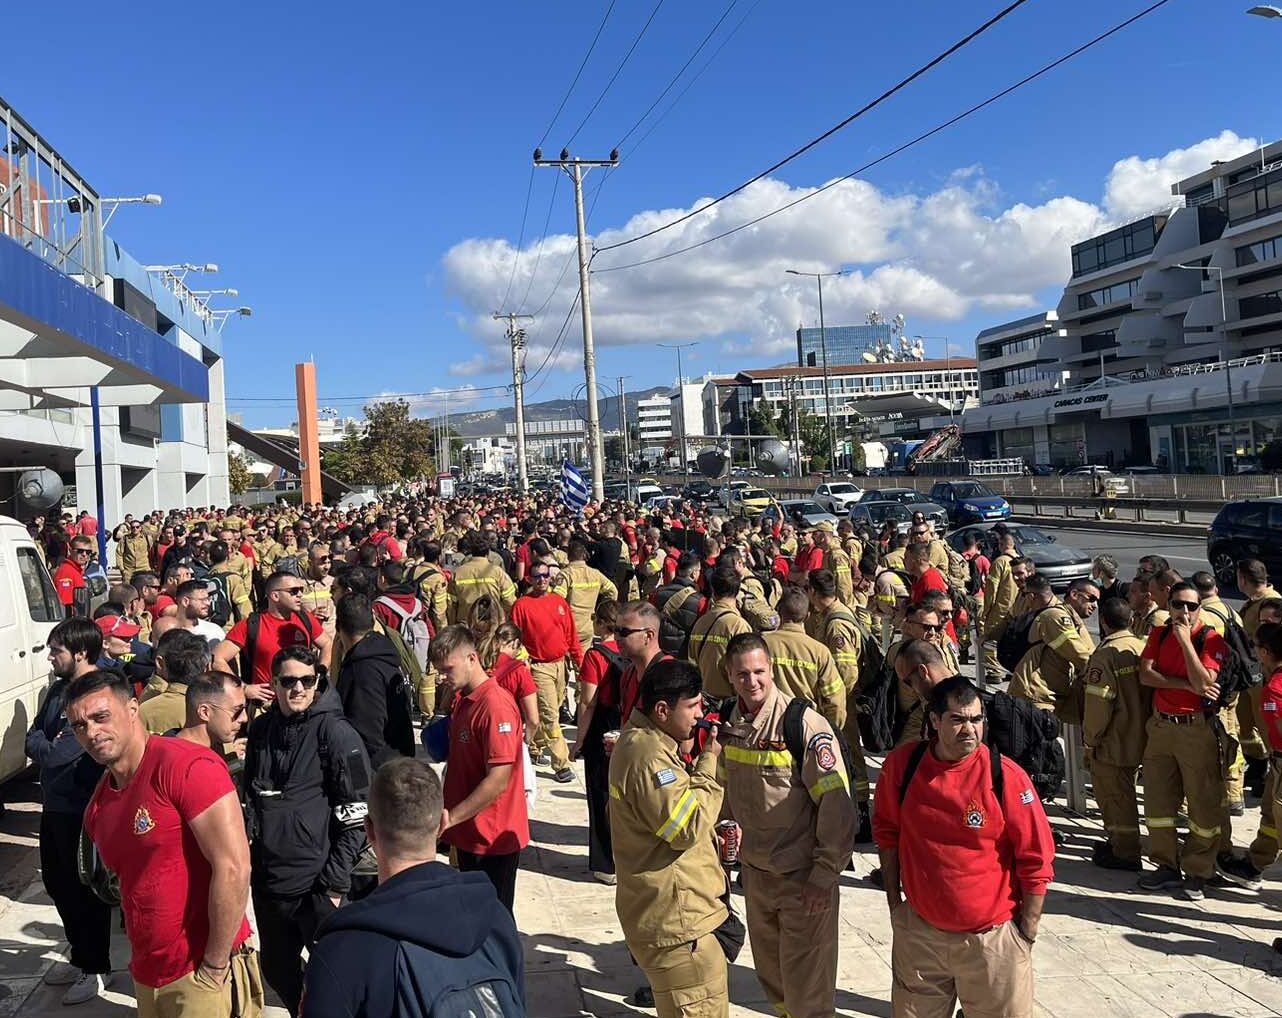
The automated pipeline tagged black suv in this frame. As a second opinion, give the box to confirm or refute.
[1207,497,1282,587]
[681,479,718,503]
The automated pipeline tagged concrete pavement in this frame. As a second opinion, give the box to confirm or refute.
[6,744,1282,1018]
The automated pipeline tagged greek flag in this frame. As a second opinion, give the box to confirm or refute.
[560,459,590,514]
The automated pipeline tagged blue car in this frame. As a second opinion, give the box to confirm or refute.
[929,481,1012,524]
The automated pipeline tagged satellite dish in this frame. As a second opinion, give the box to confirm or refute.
[755,439,789,476]
[695,447,728,479]
[17,468,64,512]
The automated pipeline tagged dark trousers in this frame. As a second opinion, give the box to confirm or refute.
[39,810,112,975]
[251,887,335,1018]
[583,703,620,874]
[457,849,521,913]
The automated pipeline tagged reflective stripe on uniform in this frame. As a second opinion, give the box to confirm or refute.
[809,771,848,801]
[1145,816,1177,829]
[818,677,844,698]
[655,789,697,843]
[1260,824,1278,840]
[609,783,623,800]
[1188,820,1220,840]
[723,745,793,767]
[1085,685,1116,700]
[1046,628,1074,650]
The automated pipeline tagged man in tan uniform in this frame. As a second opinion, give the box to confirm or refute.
[717,546,779,633]
[563,540,619,651]
[115,520,152,579]
[448,532,517,624]
[1129,573,1170,639]
[609,658,729,1018]
[721,632,856,1018]
[1009,576,1097,724]
[686,567,751,699]
[762,589,846,727]
[813,523,854,606]
[1238,559,1281,793]
[1083,596,1149,871]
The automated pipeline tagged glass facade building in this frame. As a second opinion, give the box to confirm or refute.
[796,323,897,367]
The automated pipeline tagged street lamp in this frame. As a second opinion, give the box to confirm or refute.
[143,262,218,277]
[210,306,253,335]
[786,268,848,471]
[1174,262,1238,471]
[660,342,698,476]
[191,288,239,298]
[1247,5,1282,17]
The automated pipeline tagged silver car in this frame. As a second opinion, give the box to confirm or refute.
[945,521,1093,590]
[849,488,948,531]
[779,499,838,529]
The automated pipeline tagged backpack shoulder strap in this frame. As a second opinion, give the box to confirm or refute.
[782,697,811,765]
[990,743,1005,817]
[898,741,931,806]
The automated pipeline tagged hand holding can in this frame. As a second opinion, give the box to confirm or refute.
[603,730,621,756]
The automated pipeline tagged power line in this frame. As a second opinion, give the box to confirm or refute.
[539,0,619,148]
[525,287,584,398]
[527,170,611,319]
[227,382,515,404]
[565,0,667,147]
[613,0,740,152]
[496,166,536,313]
[595,0,1031,255]
[593,0,1175,275]
[515,171,561,314]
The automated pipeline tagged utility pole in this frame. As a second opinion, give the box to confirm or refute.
[618,375,630,495]
[493,311,534,492]
[534,146,619,502]
[787,376,802,477]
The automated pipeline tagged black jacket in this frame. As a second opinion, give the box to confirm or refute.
[25,679,103,815]
[242,683,371,897]
[302,861,525,1018]
[338,632,415,769]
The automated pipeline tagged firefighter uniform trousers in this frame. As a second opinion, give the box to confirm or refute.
[890,904,1033,1018]
[742,865,840,1018]
[1248,757,1282,872]
[1143,712,1232,879]
[1090,762,1142,863]
[530,658,571,770]
[630,935,728,1018]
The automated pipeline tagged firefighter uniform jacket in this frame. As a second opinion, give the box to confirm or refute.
[738,575,780,632]
[822,544,855,605]
[1008,602,1094,719]
[687,602,752,699]
[116,533,152,578]
[806,601,866,696]
[562,561,619,645]
[608,713,728,949]
[1130,605,1170,640]
[447,556,517,624]
[980,553,1017,636]
[1082,630,1150,768]
[763,623,846,728]
[721,687,856,890]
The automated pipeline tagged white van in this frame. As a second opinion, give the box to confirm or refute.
[0,516,62,784]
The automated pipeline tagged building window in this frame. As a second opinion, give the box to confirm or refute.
[1077,277,1140,310]
[1240,290,1282,319]
[1236,234,1282,267]
[1071,217,1164,276]
[1225,168,1282,227]
[1081,329,1118,353]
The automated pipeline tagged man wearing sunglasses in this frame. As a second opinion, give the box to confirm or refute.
[54,537,95,618]
[1137,580,1230,901]
[1008,576,1097,726]
[176,670,248,764]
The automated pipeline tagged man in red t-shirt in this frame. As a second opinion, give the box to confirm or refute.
[53,537,93,616]
[1137,581,1230,900]
[907,543,957,643]
[875,675,1053,1018]
[213,571,332,702]
[431,626,529,913]
[68,669,262,1016]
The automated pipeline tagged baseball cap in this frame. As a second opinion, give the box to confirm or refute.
[812,521,837,534]
[95,615,141,640]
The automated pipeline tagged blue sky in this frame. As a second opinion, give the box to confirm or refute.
[6,0,1280,426]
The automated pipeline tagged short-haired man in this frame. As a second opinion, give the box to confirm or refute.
[763,587,846,726]
[1128,570,1169,639]
[649,551,705,656]
[721,632,856,1018]
[1082,597,1149,871]
[176,671,248,762]
[686,566,751,699]
[1137,581,1230,900]
[430,625,530,912]
[875,675,1054,1018]
[301,759,525,1018]
[609,659,729,1018]
[615,600,672,725]
[335,594,415,768]
[26,619,114,1005]
[140,629,214,735]
[1092,554,1122,602]
[67,669,262,1017]
[1007,575,1096,724]
[54,536,95,617]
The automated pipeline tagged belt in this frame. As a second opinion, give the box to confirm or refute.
[1157,711,1212,725]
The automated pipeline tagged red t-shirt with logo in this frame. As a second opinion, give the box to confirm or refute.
[52,560,85,608]
[1260,665,1282,753]
[83,737,252,988]
[1142,622,1229,715]
[491,653,537,701]
[225,611,321,686]
[443,679,529,855]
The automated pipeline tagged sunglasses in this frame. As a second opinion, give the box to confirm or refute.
[1170,600,1200,611]
[72,549,92,557]
[915,623,944,633]
[613,626,651,638]
[275,674,319,690]
[209,701,248,720]
[313,556,331,564]
[1080,593,1099,603]
[531,572,550,580]
[279,587,306,596]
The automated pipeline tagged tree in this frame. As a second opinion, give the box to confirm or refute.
[227,451,253,495]
[1262,440,1282,473]
[322,400,435,487]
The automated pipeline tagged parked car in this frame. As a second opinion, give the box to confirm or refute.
[681,479,719,503]
[813,481,863,514]
[928,481,1013,525]
[945,521,1092,590]
[779,499,838,530]
[727,486,775,520]
[1120,465,1162,476]
[851,488,948,530]
[718,480,753,508]
[1063,465,1113,477]
[1207,497,1282,588]
[849,500,916,534]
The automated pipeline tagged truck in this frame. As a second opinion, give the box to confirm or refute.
[0,515,62,784]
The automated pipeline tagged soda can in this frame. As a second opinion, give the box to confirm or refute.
[603,730,621,756]
[716,820,741,865]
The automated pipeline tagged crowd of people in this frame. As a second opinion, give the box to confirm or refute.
[18,489,1282,1018]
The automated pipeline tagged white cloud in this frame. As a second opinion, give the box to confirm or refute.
[440,130,1259,372]
[448,353,501,378]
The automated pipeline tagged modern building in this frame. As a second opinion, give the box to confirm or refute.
[964,138,1282,473]
[504,417,591,465]
[636,394,672,461]
[0,98,232,526]
[461,436,516,476]
[975,312,1067,404]
[669,378,707,468]
[796,323,897,367]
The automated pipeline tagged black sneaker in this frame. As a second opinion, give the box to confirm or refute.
[1180,876,1206,901]
[559,704,575,727]
[1137,865,1183,891]
[629,985,655,1007]
[1092,841,1141,872]
[1217,854,1264,891]
[867,867,885,889]
[553,768,575,784]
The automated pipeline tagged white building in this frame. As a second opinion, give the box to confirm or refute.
[669,378,707,467]
[637,394,672,462]
[461,436,516,476]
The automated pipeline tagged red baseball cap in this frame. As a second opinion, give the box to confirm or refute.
[95,615,141,640]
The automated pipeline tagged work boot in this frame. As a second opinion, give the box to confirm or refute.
[854,801,873,844]
[1228,799,1247,817]
[559,703,575,727]
[1092,840,1141,872]
[1136,865,1183,892]
[1217,854,1264,891]
[1180,876,1206,901]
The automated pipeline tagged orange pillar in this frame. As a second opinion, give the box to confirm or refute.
[295,362,322,506]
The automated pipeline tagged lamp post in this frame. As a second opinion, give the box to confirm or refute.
[1247,5,1282,17]
[660,342,698,476]
[1174,262,1237,472]
[786,268,847,471]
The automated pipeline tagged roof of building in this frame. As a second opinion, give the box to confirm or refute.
[975,312,1057,341]
[734,358,975,382]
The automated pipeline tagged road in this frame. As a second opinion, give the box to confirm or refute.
[1031,524,1215,592]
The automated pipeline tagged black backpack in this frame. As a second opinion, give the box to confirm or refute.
[1201,606,1263,698]
[854,659,900,753]
[979,688,1064,799]
[274,555,304,579]
[899,738,1005,809]
[965,555,985,597]
[781,697,859,795]
[204,572,234,627]
[823,609,884,695]
[995,607,1054,672]
[386,935,526,1018]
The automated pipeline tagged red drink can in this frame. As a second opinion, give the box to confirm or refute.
[716,820,741,865]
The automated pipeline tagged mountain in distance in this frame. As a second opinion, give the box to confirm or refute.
[444,386,671,438]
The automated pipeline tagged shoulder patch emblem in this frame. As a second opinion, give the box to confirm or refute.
[133,806,155,836]
[815,743,837,772]
[833,635,847,650]
[1085,667,1103,685]
[963,800,986,829]
[497,721,512,734]
[1019,789,1035,806]
[807,732,833,751]
[654,768,677,787]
